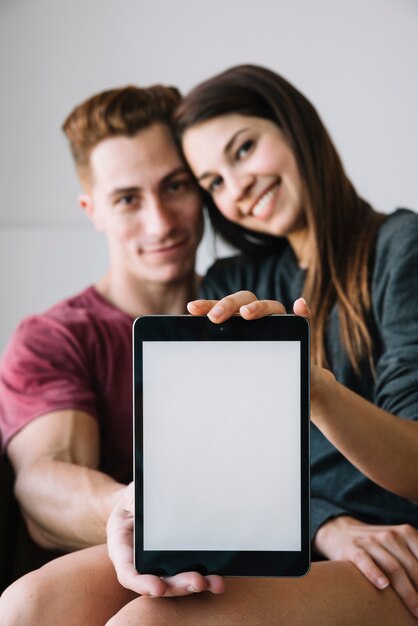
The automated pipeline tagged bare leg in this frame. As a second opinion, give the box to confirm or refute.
[0,544,136,626]
[106,561,416,626]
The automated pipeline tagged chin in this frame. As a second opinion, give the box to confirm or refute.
[148,264,194,285]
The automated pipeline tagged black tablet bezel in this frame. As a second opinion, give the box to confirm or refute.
[133,314,310,577]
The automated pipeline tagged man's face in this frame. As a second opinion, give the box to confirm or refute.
[83,123,203,286]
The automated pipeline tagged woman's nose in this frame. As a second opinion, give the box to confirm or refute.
[228,172,255,202]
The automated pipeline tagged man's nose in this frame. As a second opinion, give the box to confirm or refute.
[144,197,175,237]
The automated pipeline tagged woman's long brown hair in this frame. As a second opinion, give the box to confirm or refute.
[175,64,385,373]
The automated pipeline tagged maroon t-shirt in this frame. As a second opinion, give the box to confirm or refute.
[0,286,134,483]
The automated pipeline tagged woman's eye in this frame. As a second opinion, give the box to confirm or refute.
[236,139,254,160]
[208,176,223,194]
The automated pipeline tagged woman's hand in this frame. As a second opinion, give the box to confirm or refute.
[314,515,418,617]
[188,290,310,322]
[106,483,225,598]
[188,291,329,401]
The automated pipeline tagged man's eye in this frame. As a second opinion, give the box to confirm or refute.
[236,139,254,160]
[208,176,223,194]
[117,195,137,208]
[167,179,187,193]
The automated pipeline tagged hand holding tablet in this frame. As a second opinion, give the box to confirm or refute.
[107,483,225,597]
[133,292,310,579]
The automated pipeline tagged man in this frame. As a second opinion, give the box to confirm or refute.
[0,84,203,554]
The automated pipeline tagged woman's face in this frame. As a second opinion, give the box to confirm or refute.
[182,114,306,241]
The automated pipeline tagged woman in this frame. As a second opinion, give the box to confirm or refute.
[105,64,418,624]
[2,65,418,625]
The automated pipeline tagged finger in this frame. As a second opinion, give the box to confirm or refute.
[207,291,259,323]
[107,520,167,597]
[349,546,390,590]
[162,571,209,597]
[120,569,168,597]
[293,297,311,318]
[205,574,226,594]
[187,299,221,316]
[367,542,418,617]
[240,299,286,319]
[367,526,418,590]
[399,524,418,563]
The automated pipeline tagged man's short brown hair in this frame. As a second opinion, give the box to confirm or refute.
[62,84,182,187]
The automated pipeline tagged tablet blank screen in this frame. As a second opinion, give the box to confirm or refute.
[143,340,301,551]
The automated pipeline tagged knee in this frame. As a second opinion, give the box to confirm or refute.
[0,568,52,626]
[106,596,179,626]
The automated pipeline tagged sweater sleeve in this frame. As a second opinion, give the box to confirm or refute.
[372,210,418,420]
[310,497,350,540]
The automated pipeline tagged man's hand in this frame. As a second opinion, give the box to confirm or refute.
[106,484,226,597]
[314,515,418,617]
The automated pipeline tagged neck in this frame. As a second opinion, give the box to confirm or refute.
[287,227,312,269]
[96,270,200,317]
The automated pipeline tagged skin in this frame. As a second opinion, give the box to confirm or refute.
[6,123,204,552]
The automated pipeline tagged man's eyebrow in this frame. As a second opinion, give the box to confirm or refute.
[109,167,188,198]
[109,186,141,199]
[160,166,190,185]
[198,128,250,182]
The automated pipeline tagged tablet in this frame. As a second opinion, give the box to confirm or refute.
[133,314,310,577]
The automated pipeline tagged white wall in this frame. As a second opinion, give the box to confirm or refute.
[0,0,417,350]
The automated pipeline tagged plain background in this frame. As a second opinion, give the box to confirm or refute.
[0,0,417,350]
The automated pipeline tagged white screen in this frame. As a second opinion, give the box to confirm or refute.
[143,341,301,551]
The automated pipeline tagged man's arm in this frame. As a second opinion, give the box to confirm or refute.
[7,409,126,552]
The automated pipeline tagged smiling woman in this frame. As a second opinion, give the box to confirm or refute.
[182,115,306,256]
[176,65,387,374]
[140,63,418,624]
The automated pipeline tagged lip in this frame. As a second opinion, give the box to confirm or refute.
[247,180,281,220]
[140,238,188,257]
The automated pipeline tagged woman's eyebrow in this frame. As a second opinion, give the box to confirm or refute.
[224,127,250,155]
[198,128,250,182]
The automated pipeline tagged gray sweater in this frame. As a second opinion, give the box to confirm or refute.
[200,208,418,538]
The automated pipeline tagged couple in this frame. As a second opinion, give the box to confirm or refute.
[1,65,417,624]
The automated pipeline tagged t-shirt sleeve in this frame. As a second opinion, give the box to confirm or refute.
[0,315,99,451]
[372,210,418,421]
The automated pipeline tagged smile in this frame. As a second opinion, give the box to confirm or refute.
[251,182,281,219]
[141,239,187,256]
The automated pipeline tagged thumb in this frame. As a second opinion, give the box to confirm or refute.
[293,297,311,319]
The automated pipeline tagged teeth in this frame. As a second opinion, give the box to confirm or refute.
[252,184,279,217]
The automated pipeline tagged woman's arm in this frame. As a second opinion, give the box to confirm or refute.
[188,292,418,613]
[310,367,418,503]
[189,293,418,502]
